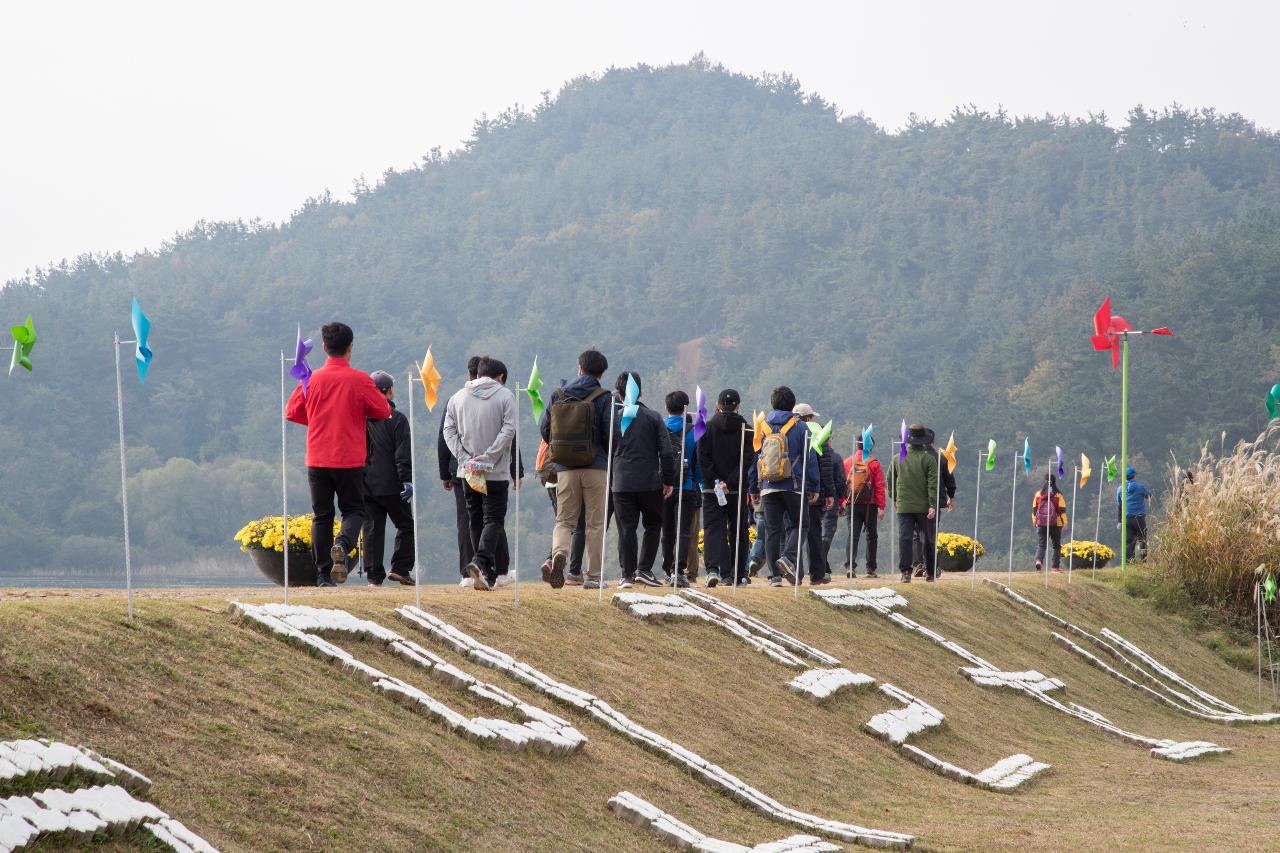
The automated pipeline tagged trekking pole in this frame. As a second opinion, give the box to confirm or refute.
[674,405,688,590]
[1068,465,1078,584]
[732,422,747,597]
[600,399,618,602]
[1007,449,1017,584]
[796,431,811,600]
[407,367,422,610]
[972,449,982,588]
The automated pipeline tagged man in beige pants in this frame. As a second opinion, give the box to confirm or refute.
[538,349,614,589]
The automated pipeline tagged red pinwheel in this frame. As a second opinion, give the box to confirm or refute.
[1091,297,1133,371]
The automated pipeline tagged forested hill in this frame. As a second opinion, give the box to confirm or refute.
[4,59,1279,574]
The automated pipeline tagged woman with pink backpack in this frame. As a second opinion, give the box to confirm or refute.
[1031,473,1068,572]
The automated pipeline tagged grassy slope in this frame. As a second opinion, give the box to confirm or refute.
[1,571,1277,852]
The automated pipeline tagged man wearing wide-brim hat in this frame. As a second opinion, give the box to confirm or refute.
[891,423,939,582]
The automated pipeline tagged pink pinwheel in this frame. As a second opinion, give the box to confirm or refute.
[1091,297,1133,371]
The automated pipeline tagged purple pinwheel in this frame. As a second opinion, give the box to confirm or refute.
[290,326,314,395]
[899,419,908,462]
[692,385,708,443]
[1056,446,1065,478]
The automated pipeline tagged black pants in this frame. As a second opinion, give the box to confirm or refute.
[803,501,827,581]
[452,478,474,576]
[661,491,700,576]
[1125,515,1148,559]
[1036,525,1063,568]
[762,491,802,575]
[546,487,587,575]
[308,467,366,580]
[702,491,750,581]
[614,489,664,579]
[361,493,414,583]
[898,512,935,578]
[848,503,879,570]
[463,480,510,581]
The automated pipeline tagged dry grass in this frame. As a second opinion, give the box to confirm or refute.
[2,573,1278,852]
[1157,424,1280,622]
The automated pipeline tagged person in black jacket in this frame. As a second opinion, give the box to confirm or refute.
[698,389,752,587]
[794,404,836,584]
[912,429,957,575]
[361,371,414,586]
[609,371,676,588]
[822,447,847,564]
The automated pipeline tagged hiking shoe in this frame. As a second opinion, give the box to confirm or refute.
[544,552,566,588]
[913,565,926,578]
[747,558,762,577]
[583,579,607,590]
[458,576,473,587]
[865,570,879,579]
[706,570,720,588]
[901,572,912,584]
[1035,561,1044,572]
[769,576,783,588]
[618,578,634,589]
[925,574,936,583]
[317,576,337,587]
[811,573,830,586]
[329,539,350,584]
[846,565,857,579]
[565,572,584,587]
[671,574,690,588]
[367,579,384,587]
[467,562,493,591]
[1051,566,1063,574]
[494,573,514,588]
[388,571,413,586]
[775,558,797,585]
[635,570,662,587]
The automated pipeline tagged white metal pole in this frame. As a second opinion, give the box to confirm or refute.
[673,406,688,589]
[408,370,422,610]
[732,422,746,596]
[1007,450,1017,584]
[113,333,134,620]
[513,384,522,609]
[1044,460,1051,590]
[934,444,944,581]
[972,450,982,588]
[599,399,617,601]
[1068,466,1078,584]
[281,351,290,605]
[1093,470,1103,579]
[848,435,857,588]
[891,440,900,575]
[795,431,810,599]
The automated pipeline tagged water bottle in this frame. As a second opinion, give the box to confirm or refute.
[714,482,727,506]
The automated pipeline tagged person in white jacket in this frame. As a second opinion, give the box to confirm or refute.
[442,357,518,590]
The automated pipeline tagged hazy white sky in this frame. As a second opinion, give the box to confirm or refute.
[1,1,1275,284]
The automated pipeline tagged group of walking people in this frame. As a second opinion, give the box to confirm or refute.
[288,328,1156,587]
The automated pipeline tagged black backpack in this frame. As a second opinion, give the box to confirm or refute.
[548,388,608,468]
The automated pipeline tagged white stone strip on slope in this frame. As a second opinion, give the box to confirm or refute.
[395,606,913,850]
[960,669,1065,694]
[811,589,996,670]
[229,603,584,755]
[1098,628,1247,715]
[681,589,843,666]
[1050,633,1280,724]
[983,580,1275,724]
[1150,741,1231,761]
[788,669,876,703]
[612,593,807,667]
[0,784,219,852]
[0,740,150,793]
[608,791,842,852]
[865,685,945,745]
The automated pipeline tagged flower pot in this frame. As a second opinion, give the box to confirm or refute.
[935,552,974,573]
[249,548,319,587]
[1066,554,1110,570]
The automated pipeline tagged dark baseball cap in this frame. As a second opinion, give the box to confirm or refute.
[370,370,394,391]
[717,388,741,407]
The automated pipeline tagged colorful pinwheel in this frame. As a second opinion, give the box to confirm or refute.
[692,385,708,443]
[1091,297,1133,371]
[1267,383,1280,420]
[1023,438,1032,478]
[418,346,442,411]
[941,432,957,473]
[1079,453,1092,488]
[1056,446,1065,479]
[899,420,908,463]
[8,315,35,376]
[526,358,545,424]
[808,419,833,455]
[289,326,314,396]
[131,298,152,384]
[861,423,874,457]
[985,438,998,471]
[620,373,640,435]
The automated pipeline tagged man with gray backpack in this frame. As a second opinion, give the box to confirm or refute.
[746,386,820,587]
[539,349,614,589]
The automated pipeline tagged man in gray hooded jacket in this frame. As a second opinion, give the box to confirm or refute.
[443,356,518,591]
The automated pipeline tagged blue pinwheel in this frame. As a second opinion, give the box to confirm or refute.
[1023,438,1032,478]
[862,423,874,457]
[131,298,153,383]
[620,373,640,435]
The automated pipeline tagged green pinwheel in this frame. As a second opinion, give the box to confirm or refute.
[1267,383,1280,420]
[8,315,35,376]
[1265,573,1277,605]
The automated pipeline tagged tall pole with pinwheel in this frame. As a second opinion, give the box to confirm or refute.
[1090,297,1173,574]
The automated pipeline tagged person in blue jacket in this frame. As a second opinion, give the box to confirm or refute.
[1116,466,1153,560]
[746,386,820,587]
[661,390,702,587]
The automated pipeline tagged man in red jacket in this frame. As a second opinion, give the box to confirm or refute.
[286,322,391,585]
[841,435,886,579]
